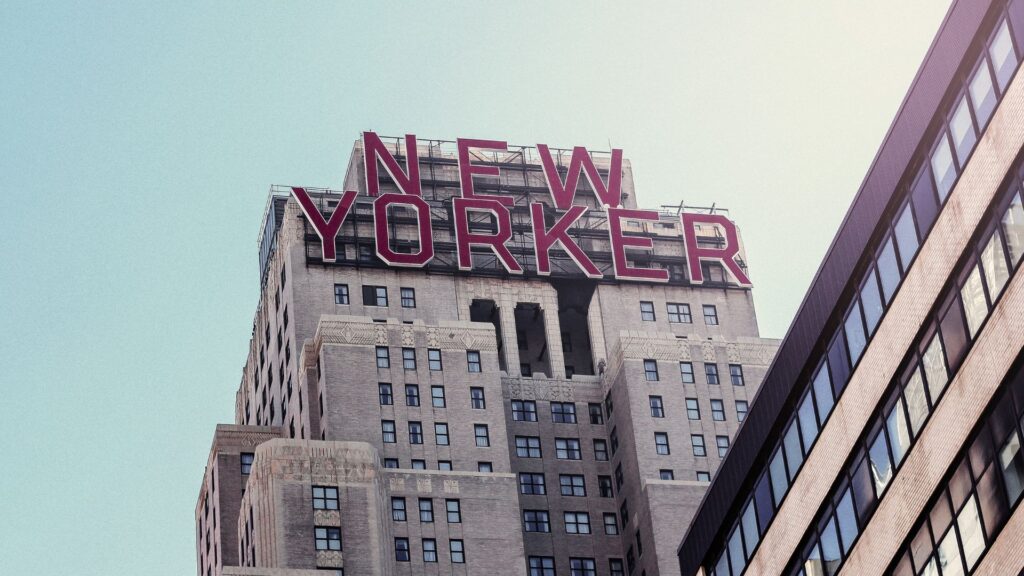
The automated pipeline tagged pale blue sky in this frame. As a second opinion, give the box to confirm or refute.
[0,2,950,574]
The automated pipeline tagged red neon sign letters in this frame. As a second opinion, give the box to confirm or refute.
[290,132,750,286]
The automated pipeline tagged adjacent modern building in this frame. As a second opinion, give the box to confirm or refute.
[677,2,1024,576]
[195,135,779,575]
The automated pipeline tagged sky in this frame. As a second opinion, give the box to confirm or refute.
[0,2,952,574]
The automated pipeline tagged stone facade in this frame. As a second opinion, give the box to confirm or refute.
[195,142,778,576]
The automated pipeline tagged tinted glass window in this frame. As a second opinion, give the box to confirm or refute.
[969,61,997,128]
[877,237,901,304]
[860,270,884,335]
[931,133,957,201]
[949,95,977,166]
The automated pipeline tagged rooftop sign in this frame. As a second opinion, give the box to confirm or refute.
[290,132,751,286]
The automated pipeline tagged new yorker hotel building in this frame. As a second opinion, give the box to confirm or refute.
[194,133,779,576]
[678,2,1024,576]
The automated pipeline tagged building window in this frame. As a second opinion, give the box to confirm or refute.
[438,460,452,470]
[405,384,420,406]
[402,348,416,370]
[412,461,427,472]
[649,396,664,418]
[565,512,592,535]
[400,287,416,308]
[560,474,586,497]
[512,400,538,422]
[703,304,719,325]
[524,510,551,533]
[314,527,341,551]
[334,284,349,305]
[737,400,749,422]
[705,363,720,385]
[430,386,446,408]
[551,402,577,423]
[473,424,490,447]
[611,428,619,454]
[667,302,692,323]
[711,399,725,421]
[520,362,533,377]
[422,538,437,562]
[240,453,254,475]
[615,464,624,490]
[516,436,543,458]
[556,438,582,460]
[680,362,695,383]
[467,350,481,372]
[529,556,556,576]
[383,458,399,468]
[360,285,387,306]
[696,471,711,482]
[434,423,449,445]
[716,435,730,457]
[450,539,465,564]
[610,558,625,576]
[660,469,675,480]
[477,462,492,472]
[519,472,546,495]
[644,359,659,381]
[569,558,597,576]
[394,538,410,562]
[312,486,339,510]
[729,364,745,386]
[427,349,443,371]
[378,383,393,405]
[640,301,656,321]
[418,498,433,522]
[445,499,461,523]
[655,432,670,455]
[691,434,706,457]
[391,497,406,521]
[375,346,390,369]
[408,421,423,444]
[604,513,620,536]
[599,475,613,497]
[470,387,485,409]
[588,403,603,424]
[594,439,609,461]
[686,398,701,420]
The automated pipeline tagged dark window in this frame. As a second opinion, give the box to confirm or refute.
[391,497,406,521]
[427,349,442,371]
[383,458,399,468]
[314,527,341,551]
[644,359,659,381]
[520,363,533,377]
[467,351,481,372]
[552,402,577,423]
[408,421,423,444]
[594,439,609,461]
[655,432,670,455]
[400,287,415,308]
[560,474,586,497]
[375,347,390,369]
[516,436,542,458]
[649,396,664,418]
[362,285,388,307]
[703,304,719,325]
[477,462,493,472]
[378,383,393,405]
[737,400,749,422]
[599,475,613,497]
[705,363,720,385]
[589,403,604,424]
[418,498,433,522]
[667,302,692,323]
[519,472,546,495]
[470,387,486,409]
[334,284,349,305]
[312,486,339,510]
[680,362,695,383]
[640,301,656,321]
[660,469,675,480]
[711,399,725,421]
[524,510,551,533]
[402,348,416,370]
[529,556,555,576]
[729,364,745,386]
[512,400,538,422]
[240,453,254,475]
[474,424,490,447]
[405,384,420,406]
[430,386,446,408]
[395,538,410,562]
